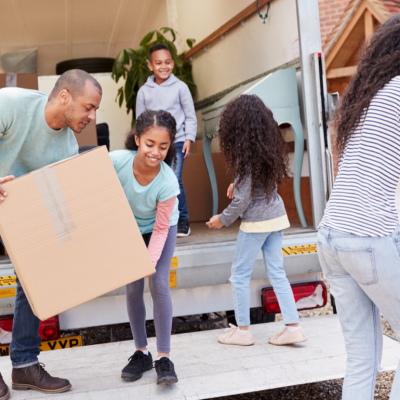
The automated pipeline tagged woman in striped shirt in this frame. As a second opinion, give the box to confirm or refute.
[317,14,400,400]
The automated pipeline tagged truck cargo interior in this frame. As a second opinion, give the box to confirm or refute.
[0,0,331,333]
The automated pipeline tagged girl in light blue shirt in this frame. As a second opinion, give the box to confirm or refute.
[110,110,179,386]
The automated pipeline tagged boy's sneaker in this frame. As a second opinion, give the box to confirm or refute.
[154,357,178,386]
[121,351,153,382]
[177,220,190,237]
[269,327,307,345]
[218,324,255,346]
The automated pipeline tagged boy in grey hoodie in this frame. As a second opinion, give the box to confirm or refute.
[136,44,197,237]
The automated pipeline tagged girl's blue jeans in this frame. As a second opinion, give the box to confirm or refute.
[230,229,299,326]
[317,226,400,400]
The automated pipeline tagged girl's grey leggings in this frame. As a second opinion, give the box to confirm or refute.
[126,224,177,353]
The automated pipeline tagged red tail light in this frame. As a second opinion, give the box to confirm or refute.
[0,317,13,333]
[0,315,60,344]
[262,281,327,314]
[39,317,60,340]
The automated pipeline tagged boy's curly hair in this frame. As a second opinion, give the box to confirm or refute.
[125,110,177,166]
[218,94,290,200]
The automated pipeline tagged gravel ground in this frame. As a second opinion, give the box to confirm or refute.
[59,312,227,345]
[59,276,397,399]
[212,371,395,400]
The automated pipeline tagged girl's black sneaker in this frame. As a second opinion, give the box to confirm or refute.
[121,351,153,382]
[154,357,178,385]
[177,220,190,237]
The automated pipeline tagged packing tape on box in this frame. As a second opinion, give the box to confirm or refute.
[32,168,76,244]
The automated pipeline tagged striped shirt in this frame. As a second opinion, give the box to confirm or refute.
[319,76,400,237]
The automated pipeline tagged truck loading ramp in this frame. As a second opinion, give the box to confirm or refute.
[0,314,398,399]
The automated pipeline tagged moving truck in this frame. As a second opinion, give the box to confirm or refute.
[0,0,336,351]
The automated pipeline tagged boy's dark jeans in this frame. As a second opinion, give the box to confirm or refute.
[173,141,189,222]
[0,236,41,367]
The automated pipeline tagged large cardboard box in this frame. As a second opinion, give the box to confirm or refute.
[277,177,313,226]
[182,142,234,222]
[0,147,154,320]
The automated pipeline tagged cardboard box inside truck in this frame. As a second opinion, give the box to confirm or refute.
[0,73,38,90]
[0,146,155,320]
[74,120,98,147]
[183,140,313,225]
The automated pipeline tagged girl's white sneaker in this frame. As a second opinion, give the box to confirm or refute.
[218,324,255,346]
[268,327,307,345]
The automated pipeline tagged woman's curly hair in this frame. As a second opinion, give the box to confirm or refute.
[218,94,290,200]
[335,13,400,160]
[125,109,177,166]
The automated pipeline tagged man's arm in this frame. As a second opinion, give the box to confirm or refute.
[0,91,14,139]
[0,90,17,200]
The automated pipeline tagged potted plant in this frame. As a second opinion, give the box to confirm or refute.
[112,27,196,126]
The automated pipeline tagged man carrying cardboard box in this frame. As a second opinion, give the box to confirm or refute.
[0,69,102,398]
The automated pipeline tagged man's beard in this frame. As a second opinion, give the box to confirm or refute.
[64,103,77,132]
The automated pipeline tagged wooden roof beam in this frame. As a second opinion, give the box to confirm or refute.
[326,66,357,79]
[364,9,374,38]
[325,1,368,70]
[325,0,386,70]
[183,0,273,60]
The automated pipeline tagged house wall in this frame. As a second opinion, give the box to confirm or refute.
[318,0,352,45]
[318,0,354,177]
[174,0,299,102]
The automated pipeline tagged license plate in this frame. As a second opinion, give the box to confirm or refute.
[0,335,82,357]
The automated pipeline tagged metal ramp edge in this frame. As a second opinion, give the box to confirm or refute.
[0,315,398,400]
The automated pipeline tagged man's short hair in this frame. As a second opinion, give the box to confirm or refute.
[49,69,102,100]
[149,44,172,61]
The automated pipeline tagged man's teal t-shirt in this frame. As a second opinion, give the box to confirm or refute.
[110,150,180,234]
[0,88,78,178]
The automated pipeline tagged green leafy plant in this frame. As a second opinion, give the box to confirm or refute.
[112,27,196,126]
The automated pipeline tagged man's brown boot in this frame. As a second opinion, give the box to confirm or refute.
[12,363,71,394]
[0,373,10,400]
